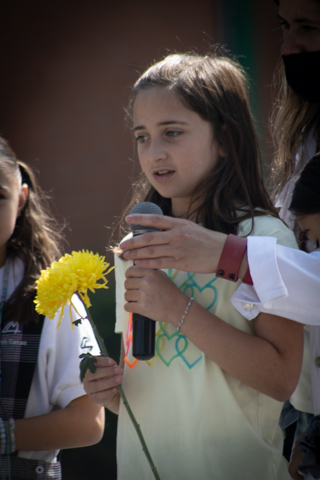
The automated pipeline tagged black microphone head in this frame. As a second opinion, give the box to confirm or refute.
[129,202,163,236]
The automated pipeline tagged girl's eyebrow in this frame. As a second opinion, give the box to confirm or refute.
[277,13,320,26]
[133,120,189,132]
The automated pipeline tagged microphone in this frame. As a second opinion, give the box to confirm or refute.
[128,202,164,360]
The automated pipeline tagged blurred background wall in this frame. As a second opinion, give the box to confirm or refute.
[0,1,281,478]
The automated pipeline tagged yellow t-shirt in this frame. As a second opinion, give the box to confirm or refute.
[115,215,297,480]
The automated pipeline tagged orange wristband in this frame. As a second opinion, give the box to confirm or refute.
[242,265,253,285]
[216,234,253,284]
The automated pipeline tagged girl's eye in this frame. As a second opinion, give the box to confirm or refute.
[166,130,181,138]
[301,25,318,33]
[279,20,289,31]
[135,134,149,144]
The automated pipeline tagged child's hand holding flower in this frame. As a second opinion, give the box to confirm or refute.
[34,249,160,480]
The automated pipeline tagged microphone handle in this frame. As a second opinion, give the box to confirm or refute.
[132,313,155,360]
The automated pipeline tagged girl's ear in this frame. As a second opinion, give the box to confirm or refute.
[18,183,29,215]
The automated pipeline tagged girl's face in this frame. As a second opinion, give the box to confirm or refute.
[278,0,320,55]
[0,169,28,267]
[133,86,224,218]
[296,212,320,247]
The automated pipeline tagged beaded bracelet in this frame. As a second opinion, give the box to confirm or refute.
[216,234,253,285]
[0,417,16,454]
[4,420,10,455]
[8,418,16,453]
[176,297,194,331]
[0,417,6,455]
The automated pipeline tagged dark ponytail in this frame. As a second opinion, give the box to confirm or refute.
[0,137,65,324]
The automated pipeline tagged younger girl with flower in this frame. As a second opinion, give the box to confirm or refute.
[83,50,303,479]
[0,137,104,479]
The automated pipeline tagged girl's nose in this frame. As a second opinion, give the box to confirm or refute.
[281,30,305,55]
[148,140,168,163]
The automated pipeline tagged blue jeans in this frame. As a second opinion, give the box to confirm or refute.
[280,400,313,443]
[280,400,314,479]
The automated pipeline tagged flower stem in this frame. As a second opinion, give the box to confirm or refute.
[85,309,161,480]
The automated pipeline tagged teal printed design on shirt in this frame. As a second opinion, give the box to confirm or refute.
[156,323,202,369]
[169,270,219,311]
[152,270,219,369]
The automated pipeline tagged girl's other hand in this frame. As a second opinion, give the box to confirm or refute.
[124,265,187,326]
[120,214,227,274]
[83,356,123,414]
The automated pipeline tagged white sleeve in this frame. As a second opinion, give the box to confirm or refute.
[231,236,320,325]
[22,295,102,462]
[36,294,102,411]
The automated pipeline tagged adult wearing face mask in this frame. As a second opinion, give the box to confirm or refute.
[233,153,320,480]
[271,0,320,236]
[119,0,320,476]
[267,0,320,468]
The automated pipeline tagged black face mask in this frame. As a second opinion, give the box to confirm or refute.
[282,51,320,104]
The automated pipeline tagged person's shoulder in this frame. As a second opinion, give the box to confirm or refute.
[252,214,288,231]
[238,215,297,248]
[238,214,284,234]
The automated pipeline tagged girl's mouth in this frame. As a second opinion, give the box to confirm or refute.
[153,169,175,182]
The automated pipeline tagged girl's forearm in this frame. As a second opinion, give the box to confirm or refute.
[14,395,104,451]
[170,295,303,401]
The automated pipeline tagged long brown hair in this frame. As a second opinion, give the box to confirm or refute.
[1,137,65,325]
[120,50,278,239]
[269,59,320,198]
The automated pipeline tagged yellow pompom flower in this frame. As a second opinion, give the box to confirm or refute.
[34,250,114,328]
[34,249,160,479]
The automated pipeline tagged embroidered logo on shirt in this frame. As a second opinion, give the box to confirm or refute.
[1,321,26,347]
[81,337,93,351]
[2,321,22,335]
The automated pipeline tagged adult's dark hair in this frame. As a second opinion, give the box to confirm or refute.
[290,152,320,215]
[122,50,278,239]
[0,137,65,324]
